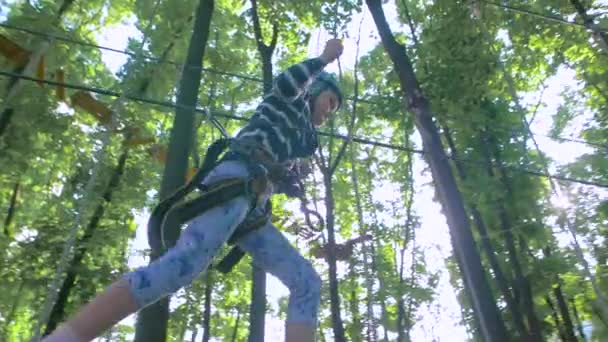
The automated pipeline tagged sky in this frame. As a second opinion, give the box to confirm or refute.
[86,1,594,341]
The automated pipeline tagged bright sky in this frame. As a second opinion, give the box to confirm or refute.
[89,1,595,341]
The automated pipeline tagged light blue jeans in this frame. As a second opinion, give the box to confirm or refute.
[124,160,321,324]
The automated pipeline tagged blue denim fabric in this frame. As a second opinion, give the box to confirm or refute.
[124,160,321,324]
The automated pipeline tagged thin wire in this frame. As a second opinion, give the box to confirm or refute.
[481,0,608,33]
[442,113,608,151]
[0,22,264,83]
[1,21,601,151]
[0,21,391,107]
[3,69,608,190]
[0,69,420,152]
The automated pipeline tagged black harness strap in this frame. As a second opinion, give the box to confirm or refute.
[159,178,255,250]
[215,199,272,274]
[148,137,277,273]
[149,138,233,250]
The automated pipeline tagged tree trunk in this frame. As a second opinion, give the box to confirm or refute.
[202,272,213,342]
[442,123,529,339]
[569,0,608,53]
[316,24,362,339]
[369,242,381,342]
[554,283,578,342]
[483,135,546,341]
[135,1,214,341]
[56,0,75,18]
[247,1,279,339]
[178,318,188,342]
[404,235,417,342]
[591,301,608,328]
[230,309,242,342]
[397,244,406,342]
[570,298,587,341]
[365,2,509,340]
[248,268,266,342]
[347,256,363,342]
[43,148,129,335]
[322,172,347,341]
[350,148,375,342]
[546,296,568,342]
[3,181,20,237]
[0,108,15,141]
[400,131,416,342]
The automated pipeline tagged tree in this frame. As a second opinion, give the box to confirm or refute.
[365,1,509,341]
[134,1,215,341]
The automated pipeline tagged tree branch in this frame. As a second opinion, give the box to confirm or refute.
[400,0,421,50]
[250,0,265,50]
[329,9,365,176]
[269,22,279,51]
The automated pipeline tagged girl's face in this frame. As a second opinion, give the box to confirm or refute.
[311,89,339,126]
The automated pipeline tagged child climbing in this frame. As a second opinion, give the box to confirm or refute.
[42,38,344,342]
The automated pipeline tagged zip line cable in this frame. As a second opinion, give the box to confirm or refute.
[1,21,603,151]
[2,69,607,190]
[481,0,608,33]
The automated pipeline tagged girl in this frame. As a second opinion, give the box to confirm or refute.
[43,38,344,342]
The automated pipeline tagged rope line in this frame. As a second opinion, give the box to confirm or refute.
[2,69,608,190]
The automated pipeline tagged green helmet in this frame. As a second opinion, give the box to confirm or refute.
[309,71,343,111]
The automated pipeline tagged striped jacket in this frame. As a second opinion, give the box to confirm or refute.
[235,57,327,163]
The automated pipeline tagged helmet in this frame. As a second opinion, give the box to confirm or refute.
[309,71,343,111]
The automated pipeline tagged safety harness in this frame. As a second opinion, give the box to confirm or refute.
[148,138,288,274]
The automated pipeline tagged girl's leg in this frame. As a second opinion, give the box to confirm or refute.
[43,161,253,342]
[237,222,322,342]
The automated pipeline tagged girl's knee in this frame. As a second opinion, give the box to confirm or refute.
[304,266,322,299]
[286,262,322,323]
[123,244,203,308]
[290,261,322,303]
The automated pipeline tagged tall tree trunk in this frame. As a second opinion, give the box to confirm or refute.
[230,309,242,342]
[399,131,416,342]
[249,268,265,342]
[569,0,608,53]
[349,147,368,342]
[248,1,279,339]
[404,232,417,342]
[546,296,568,342]
[315,13,362,339]
[178,292,193,342]
[591,301,608,328]
[191,329,199,342]
[442,124,530,339]
[3,181,20,237]
[369,242,381,342]
[322,173,347,342]
[483,134,546,341]
[347,256,363,342]
[554,283,578,342]
[570,298,587,341]
[202,272,213,342]
[317,29,361,341]
[43,148,129,335]
[365,2,508,340]
[0,108,15,141]
[135,1,214,341]
[373,241,390,342]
